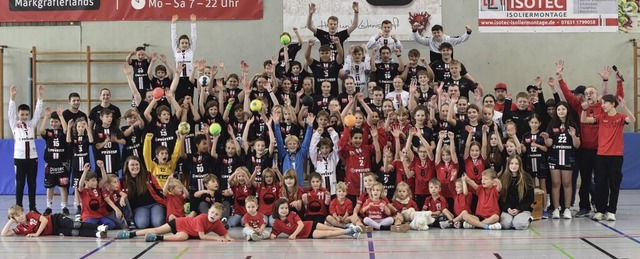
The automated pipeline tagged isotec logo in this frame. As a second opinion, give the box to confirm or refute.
[509,0,566,11]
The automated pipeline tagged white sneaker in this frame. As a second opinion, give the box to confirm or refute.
[463,221,474,229]
[606,212,616,221]
[97,224,108,233]
[563,208,572,219]
[552,208,561,219]
[592,212,604,221]
[489,223,502,230]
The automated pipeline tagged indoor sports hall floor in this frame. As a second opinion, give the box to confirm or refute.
[1,192,640,259]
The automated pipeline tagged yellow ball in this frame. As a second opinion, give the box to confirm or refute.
[209,123,222,136]
[280,35,291,45]
[250,99,263,112]
[178,122,191,134]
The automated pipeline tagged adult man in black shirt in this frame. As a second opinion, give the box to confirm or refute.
[306,2,359,62]
[306,39,344,96]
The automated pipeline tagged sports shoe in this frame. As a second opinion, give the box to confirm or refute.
[30,208,41,214]
[489,223,502,230]
[463,221,474,229]
[552,207,561,219]
[606,212,616,221]
[145,233,157,242]
[563,208,572,219]
[250,232,262,241]
[575,209,590,217]
[221,218,229,230]
[592,212,604,221]
[62,207,70,216]
[542,210,549,219]
[74,214,82,222]
[97,225,108,233]
[350,224,362,239]
[42,208,52,216]
[116,230,131,239]
[246,233,252,241]
[453,221,462,229]
[76,206,82,215]
[96,231,107,238]
[439,220,452,229]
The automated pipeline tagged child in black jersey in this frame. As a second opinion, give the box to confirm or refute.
[40,107,70,216]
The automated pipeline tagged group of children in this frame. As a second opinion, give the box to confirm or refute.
[4,5,634,242]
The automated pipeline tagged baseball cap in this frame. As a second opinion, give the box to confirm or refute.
[526,85,537,92]
[572,85,586,95]
[494,83,507,91]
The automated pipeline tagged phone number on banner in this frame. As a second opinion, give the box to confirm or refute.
[479,18,599,27]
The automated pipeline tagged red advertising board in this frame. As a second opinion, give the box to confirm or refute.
[1,0,263,22]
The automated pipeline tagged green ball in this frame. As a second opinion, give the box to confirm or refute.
[280,35,291,45]
[209,123,222,136]
[184,203,191,214]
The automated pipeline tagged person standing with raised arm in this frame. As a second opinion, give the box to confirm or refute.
[171,14,197,102]
[411,24,472,63]
[307,2,359,62]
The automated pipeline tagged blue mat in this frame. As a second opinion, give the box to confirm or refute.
[0,134,639,194]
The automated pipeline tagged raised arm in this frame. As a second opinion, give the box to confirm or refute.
[241,117,255,153]
[305,39,315,66]
[347,2,359,34]
[306,3,318,34]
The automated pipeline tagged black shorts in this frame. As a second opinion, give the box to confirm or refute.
[168,219,178,234]
[307,221,319,239]
[44,164,70,188]
[549,163,572,171]
[533,169,549,179]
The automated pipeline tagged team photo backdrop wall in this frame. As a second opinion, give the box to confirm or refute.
[2,0,263,21]
[282,0,442,41]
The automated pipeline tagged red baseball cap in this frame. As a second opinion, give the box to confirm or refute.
[494,83,507,91]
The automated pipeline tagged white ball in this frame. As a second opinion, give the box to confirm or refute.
[198,75,211,87]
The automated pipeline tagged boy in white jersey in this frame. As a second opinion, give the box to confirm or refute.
[9,85,44,213]
[171,14,197,101]
[309,127,340,196]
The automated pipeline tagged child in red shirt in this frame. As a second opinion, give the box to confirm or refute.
[326,182,354,227]
[163,176,189,221]
[391,182,418,226]
[423,179,455,228]
[227,167,255,227]
[78,162,116,229]
[451,177,472,228]
[302,173,331,223]
[242,196,269,241]
[280,169,304,217]
[116,202,234,242]
[361,182,393,230]
[2,205,107,238]
[339,127,381,203]
[251,168,282,226]
[461,169,502,229]
[270,198,362,240]
[435,131,459,206]
[405,128,435,209]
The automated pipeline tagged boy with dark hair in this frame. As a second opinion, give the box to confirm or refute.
[306,39,344,96]
[370,46,405,96]
[429,43,476,84]
[400,49,433,90]
[582,92,635,221]
[94,108,126,177]
[149,53,174,90]
[502,92,534,140]
[411,24,472,63]
[126,46,152,99]
[40,107,70,216]
[63,92,88,123]
[307,2,359,62]
[9,85,44,213]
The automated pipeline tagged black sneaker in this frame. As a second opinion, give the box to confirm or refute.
[62,207,70,216]
[76,206,82,215]
[575,209,590,217]
[43,208,52,216]
[221,218,229,230]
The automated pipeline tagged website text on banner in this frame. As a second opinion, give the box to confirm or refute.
[2,0,263,22]
[283,0,442,41]
[478,0,617,33]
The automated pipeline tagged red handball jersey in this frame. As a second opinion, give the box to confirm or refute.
[280,186,303,208]
[12,212,53,236]
[272,212,313,238]
[475,185,500,218]
[242,212,266,228]
[166,193,186,221]
[392,199,418,212]
[454,192,472,216]
[80,187,109,220]
[339,128,375,196]
[175,214,228,238]
[304,188,330,216]
[257,182,279,216]
[409,157,435,195]
[232,185,254,216]
[392,160,414,193]
[464,157,485,186]
[360,199,389,221]
[329,198,353,216]
[595,113,627,156]
[423,195,449,212]
[435,161,458,198]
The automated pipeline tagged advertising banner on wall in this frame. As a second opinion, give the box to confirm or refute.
[283,0,443,41]
[1,0,263,22]
[620,0,639,32]
[478,0,618,32]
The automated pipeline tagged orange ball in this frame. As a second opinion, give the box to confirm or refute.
[152,88,164,99]
[343,114,356,127]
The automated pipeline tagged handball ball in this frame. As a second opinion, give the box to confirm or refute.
[280,35,291,45]
[209,123,222,136]
[184,203,191,214]
[343,114,356,127]
[198,75,210,87]
[178,122,191,134]
[250,99,263,112]
[152,87,164,99]
[301,95,314,108]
